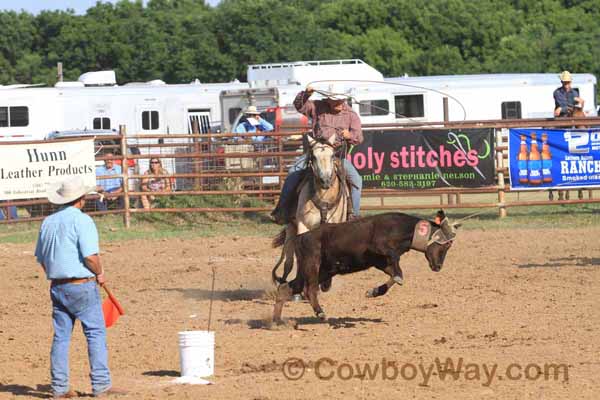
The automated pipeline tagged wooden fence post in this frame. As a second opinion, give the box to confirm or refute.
[442,97,456,205]
[277,132,284,206]
[496,128,507,218]
[120,125,131,228]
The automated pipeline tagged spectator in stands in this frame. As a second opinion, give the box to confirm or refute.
[0,203,18,220]
[140,158,171,209]
[234,105,274,141]
[554,70,585,117]
[95,153,123,211]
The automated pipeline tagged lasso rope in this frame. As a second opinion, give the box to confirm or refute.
[308,79,468,121]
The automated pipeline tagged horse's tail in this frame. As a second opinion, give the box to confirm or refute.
[272,228,286,248]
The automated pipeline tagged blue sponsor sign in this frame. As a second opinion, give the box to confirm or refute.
[509,128,600,190]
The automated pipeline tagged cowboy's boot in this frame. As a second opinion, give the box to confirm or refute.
[270,198,288,225]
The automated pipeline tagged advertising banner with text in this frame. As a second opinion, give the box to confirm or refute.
[508,128,600,190]
[0,139,96,200]
[348,129,494,189]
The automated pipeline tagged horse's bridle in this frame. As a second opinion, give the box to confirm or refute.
[306,137,348,224]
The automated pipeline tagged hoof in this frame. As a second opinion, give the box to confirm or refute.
[292,294,304,303]
[320,280,332,292]
[317,312,327,321]
[366,288,376,298]
[393,275,404,285]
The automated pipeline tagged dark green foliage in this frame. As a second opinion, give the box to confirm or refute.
[1,0,599,104]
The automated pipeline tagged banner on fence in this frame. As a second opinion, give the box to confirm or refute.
[347,129,494,189]
[508,128,600,190]
[0,139,96,200]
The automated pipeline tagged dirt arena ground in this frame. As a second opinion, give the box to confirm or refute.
[1,225,599,399]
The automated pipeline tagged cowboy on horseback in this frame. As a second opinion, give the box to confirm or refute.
[553,70,585,118]
[270,83,364,224]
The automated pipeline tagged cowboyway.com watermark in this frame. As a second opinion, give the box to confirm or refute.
[281,357,569,386]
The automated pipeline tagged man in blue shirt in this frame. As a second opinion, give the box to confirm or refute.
[553,70,585,117]
[95,153,123,211]
[35,176,126,398]
[234,105,274,141]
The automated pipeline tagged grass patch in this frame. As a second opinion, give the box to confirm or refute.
[2,200,599,245]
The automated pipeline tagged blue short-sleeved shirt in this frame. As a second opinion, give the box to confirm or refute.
[35,206,99,280]
[234,119,274,142]
[96,164,123,192]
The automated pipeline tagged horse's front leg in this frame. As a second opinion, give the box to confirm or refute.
[280,224,297,283]
[273,275,305,323]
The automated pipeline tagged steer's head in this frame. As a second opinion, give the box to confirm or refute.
[424,210,458,272]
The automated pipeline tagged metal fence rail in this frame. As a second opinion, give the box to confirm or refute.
[2,117,600,226]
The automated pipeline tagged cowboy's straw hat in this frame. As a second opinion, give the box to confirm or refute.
[47,176,95,205]
[559,70,572,82]
[323,83,348,101]
[244,105,261,115]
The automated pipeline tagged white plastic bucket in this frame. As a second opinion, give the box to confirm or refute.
[178,331,215,378]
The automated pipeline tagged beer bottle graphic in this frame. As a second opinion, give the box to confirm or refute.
[528,133,542,185]
[541,133,552,183]
[517,134,529,184]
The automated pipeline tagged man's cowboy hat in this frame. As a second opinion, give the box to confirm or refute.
[244,105,261,115]
[47,176,95,205]
[322,83,348,101]
[559,71,572,82]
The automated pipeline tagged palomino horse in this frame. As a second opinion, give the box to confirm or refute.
[271,134,349,287]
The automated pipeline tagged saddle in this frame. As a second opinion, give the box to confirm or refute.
[282,160,353,225]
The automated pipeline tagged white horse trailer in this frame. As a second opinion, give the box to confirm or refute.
[1,60,597,182]
[0,72,248,185]
[219,59,598,132]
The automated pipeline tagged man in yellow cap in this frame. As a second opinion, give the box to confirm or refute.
[553,70,585,117]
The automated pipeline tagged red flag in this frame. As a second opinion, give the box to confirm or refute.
[102,285,125,328]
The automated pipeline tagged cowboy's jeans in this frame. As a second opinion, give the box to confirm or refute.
[279,154,362,216]
[50,280,112,396]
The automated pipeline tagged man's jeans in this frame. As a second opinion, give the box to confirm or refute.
[50,281,111,396]
[0,206,18,220]
[95,190,123,211]
[279,154,362,216]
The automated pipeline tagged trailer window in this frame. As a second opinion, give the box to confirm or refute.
[501,101,521,119]
[359,100,389,116]
[9,106,28,126]
[0,107,7,127]
[93,117,111,130]
[0,106,29,127]
[228,108,242,125]
[142,111,159,130]
[394,95,424,118]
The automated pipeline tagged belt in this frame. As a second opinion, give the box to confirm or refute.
[51,277,95,285]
